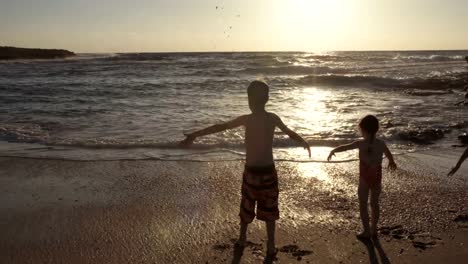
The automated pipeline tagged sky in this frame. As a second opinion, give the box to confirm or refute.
[1,0,468,52]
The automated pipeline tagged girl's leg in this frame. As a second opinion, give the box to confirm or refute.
[358,180,371,237]
[370,185,382,237]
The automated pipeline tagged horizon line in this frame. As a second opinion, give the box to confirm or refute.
[77,48,468,54]
[3,45,468,54]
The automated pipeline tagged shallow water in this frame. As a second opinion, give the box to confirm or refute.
[1,51,467,160]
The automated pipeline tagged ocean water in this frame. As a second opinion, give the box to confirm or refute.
[0,51,467,160]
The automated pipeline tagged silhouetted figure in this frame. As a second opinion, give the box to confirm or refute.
[465,56,468,63]
[328,115,397,239]
[448,147,468,176]
[180,81,310,261]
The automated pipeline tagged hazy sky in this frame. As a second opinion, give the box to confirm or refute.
[1,0,467,52]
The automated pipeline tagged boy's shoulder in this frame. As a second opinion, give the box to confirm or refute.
[375,138,386,145]
[266,111,281,120]
[244,112,282,128]
[248,111,280,120]
[359,138,385,145]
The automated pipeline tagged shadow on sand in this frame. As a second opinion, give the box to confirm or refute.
[231,243,245,264]
[230,241,276,264]
[358,237,391,264]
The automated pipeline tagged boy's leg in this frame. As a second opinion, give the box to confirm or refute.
[358,181,371,237]
[266,220,276,253]
[237,220,248,246]
[370,185,381,236]
[238,170,255,246]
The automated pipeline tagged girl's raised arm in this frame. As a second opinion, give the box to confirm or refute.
[328,141,360,161]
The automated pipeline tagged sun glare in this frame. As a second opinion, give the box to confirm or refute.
[271,0,354,51]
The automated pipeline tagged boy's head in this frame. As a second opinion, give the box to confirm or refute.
[247,81,269,112]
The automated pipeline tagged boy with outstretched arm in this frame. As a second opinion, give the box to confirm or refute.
[180,80,310,260]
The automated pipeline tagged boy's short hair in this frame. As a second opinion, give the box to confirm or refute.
[247,81,269,105]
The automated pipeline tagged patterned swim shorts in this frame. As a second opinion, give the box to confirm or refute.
[239,164,279,223]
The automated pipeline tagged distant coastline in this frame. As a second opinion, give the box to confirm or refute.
[0,46,75,60]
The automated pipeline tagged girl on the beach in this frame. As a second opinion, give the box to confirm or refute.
[328,115,397,239]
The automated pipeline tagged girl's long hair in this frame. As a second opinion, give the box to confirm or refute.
[359,115,379,153]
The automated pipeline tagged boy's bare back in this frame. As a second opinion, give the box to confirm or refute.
[234,111,308,167]
[244,112,277,167]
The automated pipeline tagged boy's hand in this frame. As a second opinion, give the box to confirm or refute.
[388,161,397,171]
[179,133,195,147]
[303,142,311,158]
[327,151,335,162]
[448,165,460,176]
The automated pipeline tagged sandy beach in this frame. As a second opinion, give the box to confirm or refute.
[0,148,467,263]
[2,0,468,263]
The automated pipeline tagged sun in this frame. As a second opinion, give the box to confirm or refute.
[270,0,354,51]
[289,0,337,14]
[285,0,347,29]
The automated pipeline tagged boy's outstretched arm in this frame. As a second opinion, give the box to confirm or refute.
[180,115,247,146]
[383,143,397,170]
[273,114,311,157]
[448,147,468,176]
[327,141,360,161]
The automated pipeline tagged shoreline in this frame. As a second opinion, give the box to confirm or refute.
[0,144,463,164]
[0,150,467,263]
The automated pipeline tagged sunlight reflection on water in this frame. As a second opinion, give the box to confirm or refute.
[291,87,340,133]
[297,162,330,182]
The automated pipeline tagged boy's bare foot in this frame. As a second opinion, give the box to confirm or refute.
[267,239,276,255]
[356,231,371,240]
[264,247,278,263]
[235,237,246,248]
[267,246,276,255]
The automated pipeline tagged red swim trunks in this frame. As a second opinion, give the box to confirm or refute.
[239,164,279,223]
[359,161,382,188]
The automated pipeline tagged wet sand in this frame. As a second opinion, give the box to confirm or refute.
[0,149,467,263]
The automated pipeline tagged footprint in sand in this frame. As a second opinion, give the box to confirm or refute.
[454,214,468,228]
[412,240,436,250]
[212,243,231,251]
[279,244,313,260]
[379,225,442,250]
[214,240,313,261]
